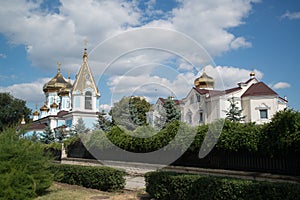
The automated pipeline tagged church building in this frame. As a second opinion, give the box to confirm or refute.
[26,48,100,136]
[148,70,288,127]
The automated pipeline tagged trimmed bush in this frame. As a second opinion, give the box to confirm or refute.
[145,171,300,200]
[50,164,125,191]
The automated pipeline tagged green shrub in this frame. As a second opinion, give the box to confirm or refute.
[0,128,53,200]
[145,171,300,200]
[50,164,125,191]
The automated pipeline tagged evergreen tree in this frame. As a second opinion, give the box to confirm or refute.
[224,97,245,122]
[0,128,53,199]
[129,96,151,126]
[55,127,66,142]
[40,126,55,144]
[97,110,112,131]
[163,96,181,123]
[74,118,89,134]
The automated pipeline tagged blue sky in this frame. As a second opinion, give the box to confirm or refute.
[0,0,299,112]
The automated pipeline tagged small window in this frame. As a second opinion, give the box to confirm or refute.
[196,94,201,102]
[260,109,268,119]
[199,112,203,122]
[85,91,92,110]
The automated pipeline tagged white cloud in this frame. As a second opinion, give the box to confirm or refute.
[272,82,291,89]
[281,11,300,20]
[0,0,261,106]
[106,64,264,103]
[99,104,112,114]
[202,65,263,89]
[0,0,258,73]
[0,78,50,105]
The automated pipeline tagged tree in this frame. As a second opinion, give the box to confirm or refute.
[260,109,300,155]
[97,110,112,132]
[0,92,31,131]
[163,96,181,123]
[0,128,53,199]
[129,96,151,126]
[74,118,89,134]
[224,97,245,122]
[110,96,150,130]
[40,126,55,144]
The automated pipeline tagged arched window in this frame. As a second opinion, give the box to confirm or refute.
[85,91,92,110]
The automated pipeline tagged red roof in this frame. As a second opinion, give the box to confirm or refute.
[158,97,181,105]
[27,123,47,131]
[193,87,227,97]
[57,110,69,117]
[241,82,277,97]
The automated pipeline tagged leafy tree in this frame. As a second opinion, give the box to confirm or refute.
[40,126,55,144]
[163,96,181,123]
[0,92,31,131]
[224,97,245,122]
[0,128,53,199]
[97,110,112,132]
[110,96,150,130]
[260,109,300,155]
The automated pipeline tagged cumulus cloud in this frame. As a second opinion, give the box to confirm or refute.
[0,0,261,106]
[0,0,258,72]
[204,65,263,89]
[0,78,50,105]
[272,82,291,89]
[281,11,300,20]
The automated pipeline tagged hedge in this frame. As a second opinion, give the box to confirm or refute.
[50,164,125,191]
[145,171,300,200]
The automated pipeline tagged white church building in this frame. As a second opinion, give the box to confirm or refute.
[25,48,100,135]
[148,71,287,127]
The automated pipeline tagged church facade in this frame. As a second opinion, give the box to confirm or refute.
[26,48,100,136]
[148,71,287,127]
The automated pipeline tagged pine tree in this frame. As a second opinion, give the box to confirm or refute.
[97,110,112,131]
[163,96,181,123]
[224,97,245,122]
[40,126,55,144]
[74,118,89,134]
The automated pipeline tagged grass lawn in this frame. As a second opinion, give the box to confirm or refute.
[35,182,151,200]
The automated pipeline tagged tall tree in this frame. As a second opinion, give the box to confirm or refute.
[40,126,55,144]
[0,92,31,131]
[97,110,112,132]
[163,96,181,123]
[74,118,89,134]
[224,97,245,122]
[110,96,150,130]
[129,96,151,126]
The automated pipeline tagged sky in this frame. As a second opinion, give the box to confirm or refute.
[0,0,299,113]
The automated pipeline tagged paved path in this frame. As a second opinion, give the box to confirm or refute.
[124,176,145,190]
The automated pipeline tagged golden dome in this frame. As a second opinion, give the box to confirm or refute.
[194,71,214,89]
[58,77,72,96]
[50,102,59,109]
[40,104,49,112]
[43,63,70,93]
[33,110,39,116]
[250,71,255,77]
